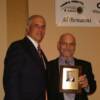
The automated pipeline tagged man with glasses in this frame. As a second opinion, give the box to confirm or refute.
[3,15,48,100]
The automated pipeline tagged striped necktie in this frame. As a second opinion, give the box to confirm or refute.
[38,45,46,69]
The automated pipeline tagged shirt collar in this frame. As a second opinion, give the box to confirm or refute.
[59,56,75,66]
[27,35,38,50]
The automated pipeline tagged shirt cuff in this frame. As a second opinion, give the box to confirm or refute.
[84,86,90,93]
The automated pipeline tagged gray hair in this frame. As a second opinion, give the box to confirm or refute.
[25,15,46,34]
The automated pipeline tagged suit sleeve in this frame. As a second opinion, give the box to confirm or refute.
[84,62,96,95]
[3,43,23,100]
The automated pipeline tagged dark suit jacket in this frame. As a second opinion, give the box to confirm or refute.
[3,37,48,100]
[47,58,96,100]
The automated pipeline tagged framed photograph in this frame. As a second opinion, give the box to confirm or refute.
[59,65,81,93]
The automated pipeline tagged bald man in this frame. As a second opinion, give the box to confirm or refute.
[47,33,96,100]
[3,15,48,100]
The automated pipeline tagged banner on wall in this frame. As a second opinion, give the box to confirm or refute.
[55,0,100,27]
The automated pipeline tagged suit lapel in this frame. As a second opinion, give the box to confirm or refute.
[56,58,64,100]
[55,58,60,82]
[74,58,80,66]
[22,37,44,66]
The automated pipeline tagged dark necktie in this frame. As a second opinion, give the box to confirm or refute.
[65,60,70,65]
[38,45,42,58]
[38,45,46,69]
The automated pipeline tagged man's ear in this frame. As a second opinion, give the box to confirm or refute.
[25,24,30,35]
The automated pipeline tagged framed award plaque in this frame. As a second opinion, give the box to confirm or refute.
[59,65,81,93]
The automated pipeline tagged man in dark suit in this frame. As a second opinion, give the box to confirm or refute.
[3,15,48,100]
[47,33,96,100]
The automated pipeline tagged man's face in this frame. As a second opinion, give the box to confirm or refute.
[28,17,46,43]
[58,35,76,58]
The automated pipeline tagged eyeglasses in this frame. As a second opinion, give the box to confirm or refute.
[31,24,46,29]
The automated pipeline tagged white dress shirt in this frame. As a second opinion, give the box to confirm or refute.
[27,35,38,50]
